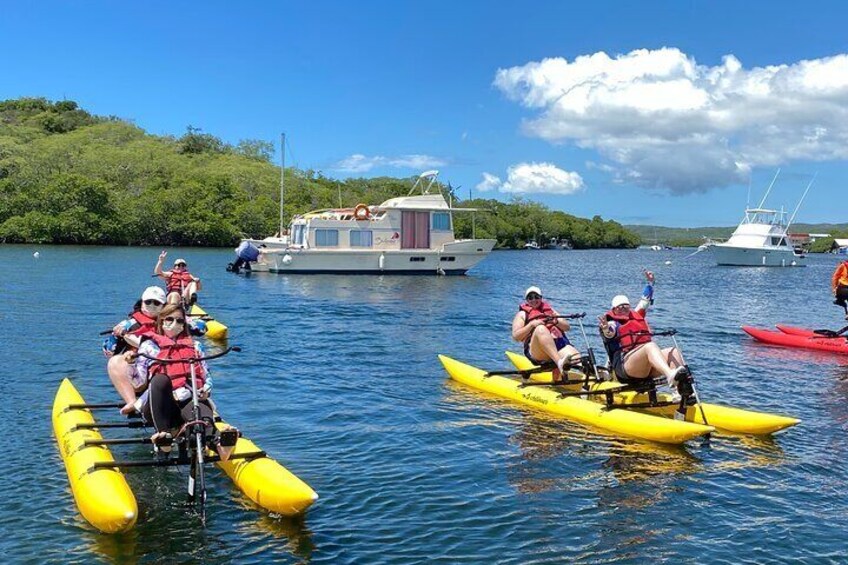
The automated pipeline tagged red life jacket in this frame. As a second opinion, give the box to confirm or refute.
[605,309,652,355]
[149,333,205,390]
[519,301,564,341]
[167,269,194,294]
[128,311,156,339]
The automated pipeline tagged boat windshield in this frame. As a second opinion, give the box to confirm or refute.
[292,224,306,246]
[742,208,787,226]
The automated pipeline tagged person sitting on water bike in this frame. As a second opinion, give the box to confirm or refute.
[598,270,691,396]
[105,286,166,415]
[131,303,238,461]
[832,258,848,321]
[155,251,202,305]
[512,286,582,381]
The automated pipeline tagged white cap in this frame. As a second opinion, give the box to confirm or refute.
[524,286,542,299]
[611,295,630,308]
[174,258,187,266]
[141,286,166,303]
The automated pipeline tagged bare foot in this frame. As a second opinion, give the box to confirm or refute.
[150,431,173,453]
[216,444,235,462]
[120,402,136,415]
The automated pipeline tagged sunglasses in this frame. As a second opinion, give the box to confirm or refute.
[163,317,186,325]
[174,263,187,267]
[143,299,164,306]
[614,304,631,310]
[526,294,542,300]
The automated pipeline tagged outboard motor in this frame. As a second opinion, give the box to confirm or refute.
[227,241,261,273]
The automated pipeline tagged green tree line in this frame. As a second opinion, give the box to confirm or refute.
[0,97,639,248]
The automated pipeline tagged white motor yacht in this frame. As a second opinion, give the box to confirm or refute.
[238,171,495,275]
[708,207,805,267]
[706,170,814,267]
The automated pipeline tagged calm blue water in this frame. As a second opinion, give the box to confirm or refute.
[2,245,847,564]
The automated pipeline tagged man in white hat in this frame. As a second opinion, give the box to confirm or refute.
[599,270,690,394]
[511,285,582,380]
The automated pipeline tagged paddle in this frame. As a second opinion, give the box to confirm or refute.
[813,324,848,338]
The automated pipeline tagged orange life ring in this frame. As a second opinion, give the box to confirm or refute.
[354,203,371,220]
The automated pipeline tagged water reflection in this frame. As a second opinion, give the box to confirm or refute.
[246,514,316,563]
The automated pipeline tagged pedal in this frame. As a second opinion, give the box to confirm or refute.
[219,429,240,448]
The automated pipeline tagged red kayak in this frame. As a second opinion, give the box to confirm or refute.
[742,325,848,355]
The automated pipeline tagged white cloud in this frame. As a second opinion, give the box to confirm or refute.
[332,153,447,173]
[494,48,848,193]
[478,163,584,195]
[476,172,502,192]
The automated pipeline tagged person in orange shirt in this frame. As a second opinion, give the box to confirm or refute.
[832,259,848,320]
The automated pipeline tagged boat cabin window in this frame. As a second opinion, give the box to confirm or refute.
[314,229,339,247]
[409,256,426,262]
[292,224,306,246]
[432,212,451,231]
[350,230,373,247]
[771,237,787,246]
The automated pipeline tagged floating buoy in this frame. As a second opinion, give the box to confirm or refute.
[282,254,293,266]
[33,251,40,259]
[664,260,672,265]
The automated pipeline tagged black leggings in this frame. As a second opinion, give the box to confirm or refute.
[836,286,848,312]
[142,373,219,444]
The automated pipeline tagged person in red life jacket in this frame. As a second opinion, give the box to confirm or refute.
[598,270,689,390]
[134,303,238,461]
[512,286,582,381]
[832,259,848,320]
[105,286,166,415]
[154,250,202,305]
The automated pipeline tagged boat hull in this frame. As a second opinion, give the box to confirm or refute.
[262,241,495,275]
[214,422,318,516]
[439,355,714,444]
[709,244,805,267]
[52,379,137,533]
[505,352,798,435]
[743,325,848,355]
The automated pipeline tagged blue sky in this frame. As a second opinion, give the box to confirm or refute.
[2,1,847,227]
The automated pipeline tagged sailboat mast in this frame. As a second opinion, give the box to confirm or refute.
[279,132,286,237]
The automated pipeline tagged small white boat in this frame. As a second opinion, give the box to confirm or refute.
[706,170,814,267]
[242,170,495,275]
[524,240,541,250]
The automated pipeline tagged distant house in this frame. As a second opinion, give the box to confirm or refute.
[832,238,848,255]
[788,232,830,249]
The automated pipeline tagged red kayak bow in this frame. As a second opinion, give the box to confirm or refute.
[742,325,848,355]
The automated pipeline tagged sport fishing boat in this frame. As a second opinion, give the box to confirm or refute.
[234,170,495,275]
[705,170,814,267]
[743,324,848,355]
[52,378,317,533]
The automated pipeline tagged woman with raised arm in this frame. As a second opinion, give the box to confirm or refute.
[599,270,690,395]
